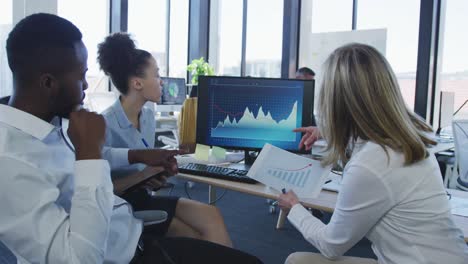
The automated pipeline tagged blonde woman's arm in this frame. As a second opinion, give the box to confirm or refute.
[284,165,393,259]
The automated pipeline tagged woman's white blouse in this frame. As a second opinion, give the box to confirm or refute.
[288,141,468,264]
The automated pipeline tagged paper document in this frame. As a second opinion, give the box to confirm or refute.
[247,144,330,198]
[194,144,210,161]
[212,146,227,160]
[450,196,468,217]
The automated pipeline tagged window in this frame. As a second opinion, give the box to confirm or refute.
[129,0,189,79]
[209,0,243,76]
[245,0,283,77]
[128,0,168,76]
[58,0,110,94]
[298,0,353,83]
[298,0,353,113]
[357,0,421,110]
[169,0,189,78]
[438,0,468,120]
[302,0,353,34]
[0,0,13,97]
[209,0,284,78]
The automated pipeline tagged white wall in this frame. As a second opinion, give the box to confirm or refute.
[13,0,57,24]
[0,0,58,97]
[299,29,387,114]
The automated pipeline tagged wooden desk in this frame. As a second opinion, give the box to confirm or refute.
[429,140,454,155]
[177,173,468,242]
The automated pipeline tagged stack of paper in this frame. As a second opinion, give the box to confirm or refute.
[247,144,330,198]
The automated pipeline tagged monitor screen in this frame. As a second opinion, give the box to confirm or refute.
[160,77,187,105]
[196,76,314,152]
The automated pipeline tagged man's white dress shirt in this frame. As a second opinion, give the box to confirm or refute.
[288,140,468,264]
[0,104,142,264]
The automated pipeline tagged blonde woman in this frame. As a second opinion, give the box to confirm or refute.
[279,43,468,264]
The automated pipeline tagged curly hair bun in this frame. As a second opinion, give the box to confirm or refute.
[97,32,136,76]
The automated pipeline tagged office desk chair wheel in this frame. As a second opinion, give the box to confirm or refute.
[269,204,277,214]
[186,181,195,189]
[268,200,279,214]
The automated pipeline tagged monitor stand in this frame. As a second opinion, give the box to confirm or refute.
[227,150,259,171]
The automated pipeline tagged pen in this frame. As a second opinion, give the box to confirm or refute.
[141,138,149,148]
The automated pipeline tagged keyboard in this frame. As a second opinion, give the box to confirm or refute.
[178,163,258,184]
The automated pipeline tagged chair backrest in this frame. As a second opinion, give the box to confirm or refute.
[178,98,197,148]
[0,96,10,105]
[0,241,16,264]
[452,119,468,184]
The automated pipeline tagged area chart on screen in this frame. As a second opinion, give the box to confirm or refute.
[211,101,297,141]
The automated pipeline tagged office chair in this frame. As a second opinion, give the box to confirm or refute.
[452,120,468,191]
[440,153,456,188]
[0,96,10,105]
[157,129,180,149]
[133,210,168,225]
[0,241,16,264]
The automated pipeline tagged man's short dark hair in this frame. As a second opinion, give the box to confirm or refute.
[297,67,315,76]
[6,13,82,82]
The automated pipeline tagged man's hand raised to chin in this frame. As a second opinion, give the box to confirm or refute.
[67,109,106,161]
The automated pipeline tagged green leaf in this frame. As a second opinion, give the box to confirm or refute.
[187,57,215,84]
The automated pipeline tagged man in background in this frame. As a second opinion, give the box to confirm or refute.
[295,67,315,80]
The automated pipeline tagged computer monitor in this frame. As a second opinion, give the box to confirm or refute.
[158,77,187,112]
[160,77,187,105]
[196,76,314,158]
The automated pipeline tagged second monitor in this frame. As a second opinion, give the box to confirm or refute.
[196,76,314,154]
[160,77,187,105]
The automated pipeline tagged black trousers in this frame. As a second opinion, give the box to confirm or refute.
[130,235,263,264]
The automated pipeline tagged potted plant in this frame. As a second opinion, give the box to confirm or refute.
[187,57,214,97]
[187,57,215,84]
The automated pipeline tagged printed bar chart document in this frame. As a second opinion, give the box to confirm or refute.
[247,144,330,198]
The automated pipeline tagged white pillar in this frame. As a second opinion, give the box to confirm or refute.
[13,0,58,25]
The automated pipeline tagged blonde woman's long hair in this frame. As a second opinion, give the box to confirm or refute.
[318,43,436,167]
